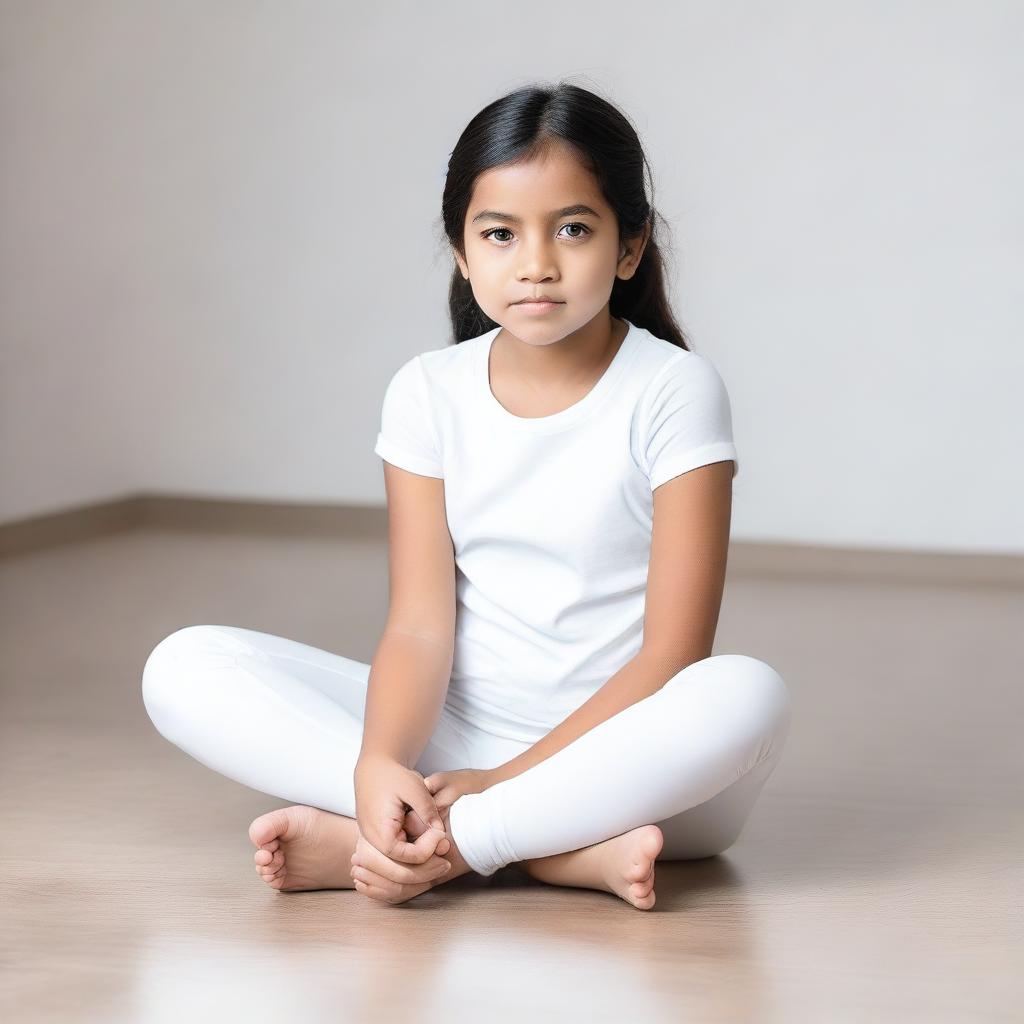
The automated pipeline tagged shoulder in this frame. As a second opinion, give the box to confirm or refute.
[628,332,739,486]
[628,330,731,412]
[381,335,474,394]
[417,335,481,386]
[381,334,478,390]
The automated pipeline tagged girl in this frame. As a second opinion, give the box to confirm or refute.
[141,82,791,911]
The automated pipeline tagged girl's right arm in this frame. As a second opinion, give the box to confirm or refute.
[354,461,457,867]
[358,628,454,769]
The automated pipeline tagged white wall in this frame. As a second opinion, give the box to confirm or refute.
[2,0,1020,553]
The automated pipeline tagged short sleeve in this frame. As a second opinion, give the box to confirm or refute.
[373,355,444,478]
[638,352,739,490]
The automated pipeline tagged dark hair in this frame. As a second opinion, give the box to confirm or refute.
[439,81,689,351]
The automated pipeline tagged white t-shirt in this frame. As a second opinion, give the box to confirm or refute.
[374,319,739,742]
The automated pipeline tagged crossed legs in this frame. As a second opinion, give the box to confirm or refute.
[142,626,791,903]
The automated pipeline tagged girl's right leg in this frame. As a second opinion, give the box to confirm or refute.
[141,623,469,815]
[141,624,470,893]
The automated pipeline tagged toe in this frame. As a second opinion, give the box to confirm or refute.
[249,808,295,848]
[625,860,652,883]
[255,849,273,866]
[249,810,284,848]
[626,882,656,909]
[631,877,653,898]
[640,825,664,861]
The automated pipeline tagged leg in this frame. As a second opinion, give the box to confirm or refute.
[654,750,782,859]
[511,750,782,909]
[448,654,792,878]
[142,623,468,813]
[141,624,468,890]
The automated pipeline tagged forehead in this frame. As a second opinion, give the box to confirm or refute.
[469,145,605,214]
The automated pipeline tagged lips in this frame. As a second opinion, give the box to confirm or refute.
[514,298,563,304]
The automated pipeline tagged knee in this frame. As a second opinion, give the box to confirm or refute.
[141,624,234,738]
[668,653,792,748]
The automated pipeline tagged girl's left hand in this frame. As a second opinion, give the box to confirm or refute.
[422,768,493,812]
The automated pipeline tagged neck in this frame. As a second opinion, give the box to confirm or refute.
[497,312,626,385]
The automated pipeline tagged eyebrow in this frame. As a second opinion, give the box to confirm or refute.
[470,204,602,225]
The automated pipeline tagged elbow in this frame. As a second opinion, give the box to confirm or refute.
[640,643,712,683]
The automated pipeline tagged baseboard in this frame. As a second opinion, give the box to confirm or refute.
[1,494,1020,588]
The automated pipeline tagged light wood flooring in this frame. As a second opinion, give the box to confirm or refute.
[1,525,1020,1022]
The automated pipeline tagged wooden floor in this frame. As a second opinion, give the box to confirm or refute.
[1,526,1020,1022]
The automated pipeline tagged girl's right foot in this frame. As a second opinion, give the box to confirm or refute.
[249,805,361,892]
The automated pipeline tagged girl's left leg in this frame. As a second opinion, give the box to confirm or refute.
[447,654,792,878]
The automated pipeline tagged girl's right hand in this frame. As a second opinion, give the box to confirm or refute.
[353,753,452,884]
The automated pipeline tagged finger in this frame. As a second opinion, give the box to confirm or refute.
[363,788,443,864]
[355,832,452,885]
[351,866,434,905]
[379,825,448,865]
[404,782,446,833]
[353,833,452,885]
[361,791,422,863]
[353,868,405,903]
[402,807,431,839]
[401,810,450,856]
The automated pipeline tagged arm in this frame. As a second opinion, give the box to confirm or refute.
[358,460,457,769]
[486,458,734,787]
[359,629,453,768]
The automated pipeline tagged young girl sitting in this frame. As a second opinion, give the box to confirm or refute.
[142,81,791,911]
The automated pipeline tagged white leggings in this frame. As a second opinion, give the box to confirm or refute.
[141,624,792,877]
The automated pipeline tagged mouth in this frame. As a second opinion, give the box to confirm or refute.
[513,299,565,311]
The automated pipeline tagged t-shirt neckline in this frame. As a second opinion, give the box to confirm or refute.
[477,318,641,434]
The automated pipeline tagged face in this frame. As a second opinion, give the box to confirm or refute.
[454,142,649,346]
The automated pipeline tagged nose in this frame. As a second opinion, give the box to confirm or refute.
[516,237,559,283]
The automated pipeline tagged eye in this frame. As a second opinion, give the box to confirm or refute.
[480,222,592,246]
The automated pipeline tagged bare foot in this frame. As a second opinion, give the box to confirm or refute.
[249,805,360,892]
[597,824,664,910]
[523,823,664,910]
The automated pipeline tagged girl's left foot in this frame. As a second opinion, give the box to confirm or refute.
[596,824,664,910]
[523,823,664,910]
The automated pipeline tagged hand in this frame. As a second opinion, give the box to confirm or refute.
[353,754,453,887]
[422,768,493,812]
[350,771,493,905]
[351,802,455,905]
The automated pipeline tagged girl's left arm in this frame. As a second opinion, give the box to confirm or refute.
[484,458,735,788]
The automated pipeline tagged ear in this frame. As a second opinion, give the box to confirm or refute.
[617,219,652,280]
